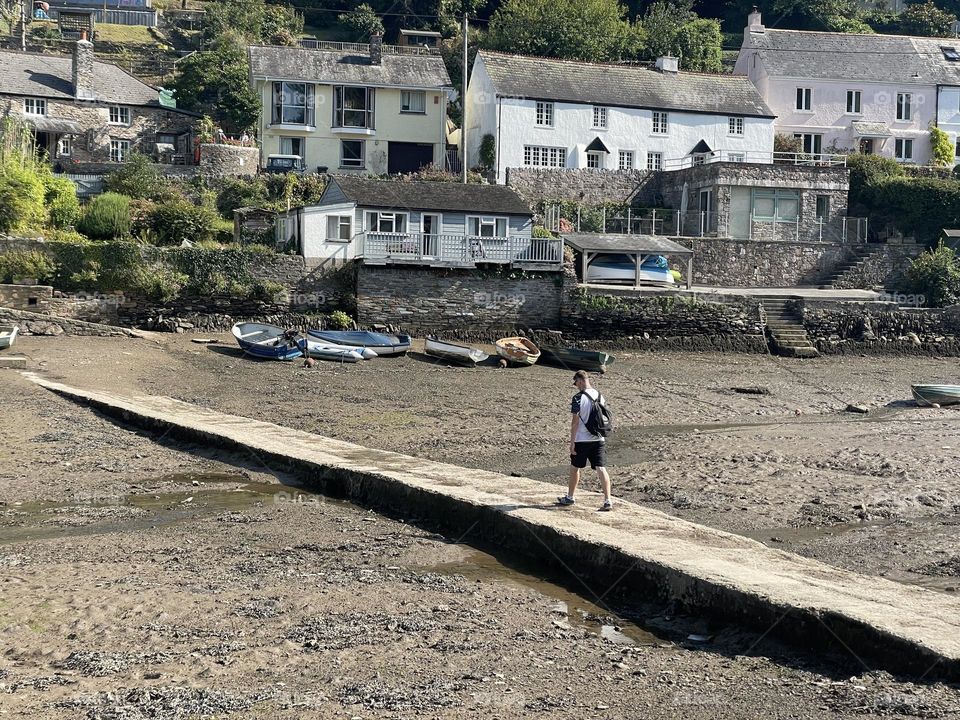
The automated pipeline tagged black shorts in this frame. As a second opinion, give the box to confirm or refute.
[571,441,607,469]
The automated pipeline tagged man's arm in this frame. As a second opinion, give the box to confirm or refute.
[570,394,581,454]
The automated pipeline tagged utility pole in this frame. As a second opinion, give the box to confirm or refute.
[461,11,468,184]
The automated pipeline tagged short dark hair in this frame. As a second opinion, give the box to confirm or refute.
[573,370,589,382]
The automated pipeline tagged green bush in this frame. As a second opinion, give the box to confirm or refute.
[215,176,269,218]
[327,309,353,330]
[479,134,496,171]
[0,165,46,232]
[532,225,554,238]
[908,242,960,307]
[0,249,55,283]
[104,154,171,200]
[148,199,220,245]
[44,174,80,228]
[78,192,132,240]
[131,266,188,301]
[930,124,954,168]
[869,177,960,244]
[249,279,284,302]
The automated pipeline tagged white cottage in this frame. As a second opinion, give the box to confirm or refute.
[276,176,562,269]
[464,50,777,183]
[734,9,960,165]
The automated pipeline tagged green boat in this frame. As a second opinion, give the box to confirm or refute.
[539,346,615,373]
[911,384,960,406]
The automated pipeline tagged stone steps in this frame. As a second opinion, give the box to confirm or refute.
[760,298,819,358]
[819,247,881,289]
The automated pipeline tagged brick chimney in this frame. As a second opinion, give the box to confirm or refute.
[369,33,382,65]
[748,6,764,33]
[72,34,95,101]
[655,56,679,73]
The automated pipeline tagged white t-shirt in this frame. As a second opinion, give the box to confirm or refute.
[571,389,604,443]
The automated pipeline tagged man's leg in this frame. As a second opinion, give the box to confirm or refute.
[597,467,612,503]
[567,466,581,499]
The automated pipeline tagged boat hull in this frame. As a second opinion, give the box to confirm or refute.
[911,384,960,406]
[424,337,489,366]
[296,338,366,363]
[540,346,615,373]
[308,330,411,356]
[0,324,18,350]
[232,323,303,360]
[495,337,541,366]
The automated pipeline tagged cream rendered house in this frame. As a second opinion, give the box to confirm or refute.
[248,37,451,174]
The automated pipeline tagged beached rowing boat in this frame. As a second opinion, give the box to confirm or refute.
[307,330,411,356]
[424,336,488,366]
[0,324,18,350]
[539,346,615,373]
[295,337,373,363]
[231,323,303,360]
[911,384,960,406]
[495,336,540,366]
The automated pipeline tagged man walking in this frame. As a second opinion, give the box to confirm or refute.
[558,370,613,511]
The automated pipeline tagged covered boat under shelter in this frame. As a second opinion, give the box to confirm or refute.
[563,233,695,289]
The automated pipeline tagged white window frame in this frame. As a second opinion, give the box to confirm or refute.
[108,105,131,125]
[110,138,130,163]
[646,151,662,171]
[794,132,823,155]
[796,87,812,112]
[535,101,554,127]
[366,211,408,234]
[651,111,668,135]
[400,89,426,114]
[592,106,608,129]
[618,150,634,170]
[586,151,603,169]
[896,93,912,121]
[24,97,46,116]
[334,85,374,129]
[273,81,316,126]
[467,215,508,238]
[523,145,566,168]
[845,90,862,115]
[728,116,744,135]
[326,214,353,242]
[728,152,746,163]
[339,139,365,169]
[56,137,71,157]
[895,137,914,161]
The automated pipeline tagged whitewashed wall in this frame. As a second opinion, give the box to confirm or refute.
[464,54,499,172]
[937,86,960,165]
[490,97,774,184]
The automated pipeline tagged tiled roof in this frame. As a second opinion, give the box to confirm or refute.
[744,29,960,84]
[477,50,775,118]
[0,49,175,107]
[248,45,451,88]
[327,176,532,215]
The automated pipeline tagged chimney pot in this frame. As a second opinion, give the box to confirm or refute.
[369,33,382,65]
[72,38,95,101]
[655,56,679,73]
[748,7,764,32]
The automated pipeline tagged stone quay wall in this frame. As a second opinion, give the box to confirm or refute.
[356,266,563,339]
[686,237,847,288]
[831,245,925,291]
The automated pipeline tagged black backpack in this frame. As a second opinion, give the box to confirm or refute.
[583,391,613,437]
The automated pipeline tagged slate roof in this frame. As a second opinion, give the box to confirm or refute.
[248,45,451,88]
[744,29,960,85]
[564,233,693,256]
[325,176,532,215]
[0,49,184,108]
[477,50,774,118]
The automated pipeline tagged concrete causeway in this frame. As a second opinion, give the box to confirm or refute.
[26,373,960,680]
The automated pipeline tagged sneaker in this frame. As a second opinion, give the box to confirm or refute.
[557,495,575,506]
[599,500,613,512]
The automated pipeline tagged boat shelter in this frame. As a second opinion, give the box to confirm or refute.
[563,233,695,289]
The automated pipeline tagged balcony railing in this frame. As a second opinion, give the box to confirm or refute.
[358,232,563,267]
[662,150,848,171]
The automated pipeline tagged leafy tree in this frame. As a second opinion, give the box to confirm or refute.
[485,0,642,62]
[674,17,722,71]
[202,0,301,44]
[262,4,303,45]
[171,35,261,133]
[930,123,954,167]
[845,153,904,211]
[895,0,956,37]
[338,3,384,41]
[773,133,802,155]
[148,199,221,245]
[0,166,45,233]
[642,0,693,58]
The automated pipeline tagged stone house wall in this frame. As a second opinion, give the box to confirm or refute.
[0,96,199,165]
[686,237,848,287]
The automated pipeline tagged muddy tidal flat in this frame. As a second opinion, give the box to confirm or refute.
[1,333,959,718]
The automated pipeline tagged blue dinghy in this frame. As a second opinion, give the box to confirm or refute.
[232,322,303,360]
[307,330,411,356]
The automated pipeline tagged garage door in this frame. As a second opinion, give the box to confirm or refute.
[387,142,434,175]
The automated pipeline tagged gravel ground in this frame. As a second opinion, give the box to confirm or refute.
[1,333,959,717]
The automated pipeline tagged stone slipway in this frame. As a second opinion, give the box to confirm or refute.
[26,373,960,680]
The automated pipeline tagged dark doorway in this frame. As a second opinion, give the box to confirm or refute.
[859,139,874,155]
[388,142,434,174]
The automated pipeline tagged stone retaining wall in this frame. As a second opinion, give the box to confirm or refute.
[506,168,657,207]
[831,245,925,291]
[0,307,137,337]
[686,238,847,287]
[356,266,563,338]
[0,284,53,313]
[801,299,960,355]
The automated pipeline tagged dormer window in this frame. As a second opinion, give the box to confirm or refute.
[24,98,46,116]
